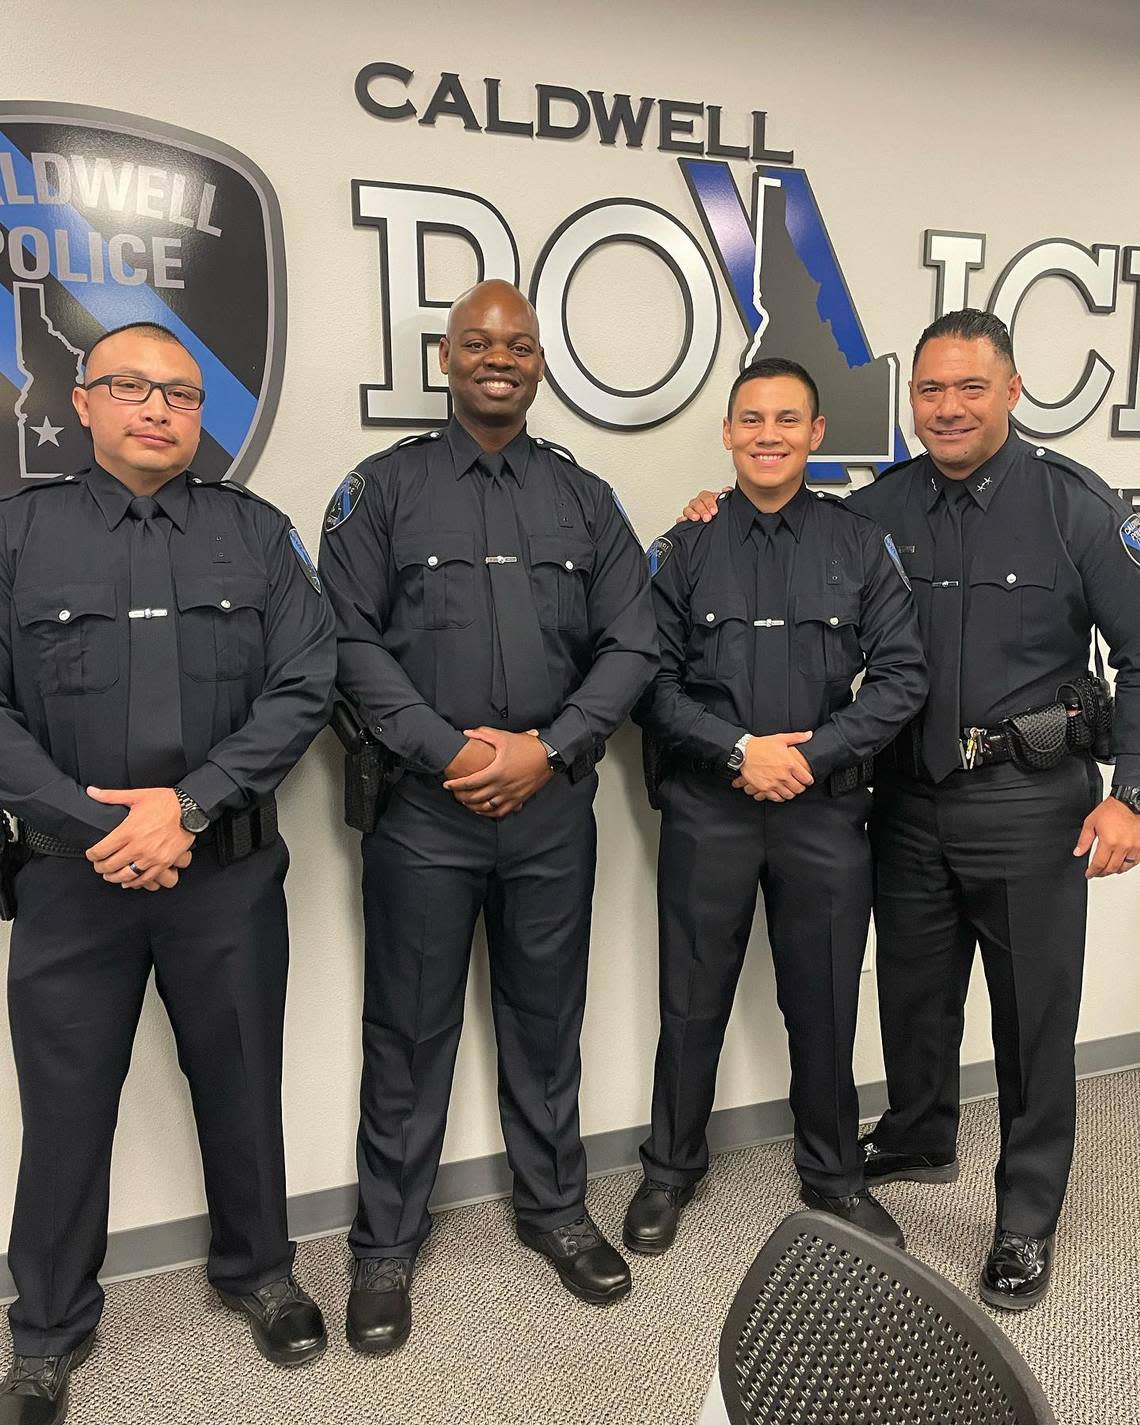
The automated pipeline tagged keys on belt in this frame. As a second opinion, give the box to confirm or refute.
[958,726,1012,770]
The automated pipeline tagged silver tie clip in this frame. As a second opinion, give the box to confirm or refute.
[128,607,169,619]
[484,555,518,565]
[753,618,785,628]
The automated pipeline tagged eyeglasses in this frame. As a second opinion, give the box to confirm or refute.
[82,374,206,411]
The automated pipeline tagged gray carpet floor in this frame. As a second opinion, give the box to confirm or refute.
[29,1069,1140,1424]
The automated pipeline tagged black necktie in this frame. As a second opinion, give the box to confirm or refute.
[126,495,184,786]
[478,453,551,727]
[921,486,967,783]
[751,517,790,733]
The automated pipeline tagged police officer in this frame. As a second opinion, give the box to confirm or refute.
[319,280,657,1352]
[0,322,335,1424]
[624,358,927,1258]
[679,311,1140,1308]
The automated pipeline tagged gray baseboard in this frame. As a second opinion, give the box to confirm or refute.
[2,1031,1137,1303]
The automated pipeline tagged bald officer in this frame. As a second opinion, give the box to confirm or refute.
[320,280,657,1352]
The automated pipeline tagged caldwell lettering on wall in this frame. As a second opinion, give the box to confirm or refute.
[0,102,286,494]
[354,61,1140,490]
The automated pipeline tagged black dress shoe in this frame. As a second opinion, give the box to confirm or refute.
[346,1258,413,1356]
[217,1275,327,1367]
[980,1231,1054,1311]
[800,1184,907,1249]
[860,1136,959,1185]
[622,1178,696,1256]
[0,1329,94,1425]
[518,1213,632,1304]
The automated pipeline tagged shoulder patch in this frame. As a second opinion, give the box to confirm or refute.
[647,535,674,577]
[324,471,366,532]
[289,528,322,593]
[533,436,577,463]
[610,487,640,543]
[1120,514,1140,568]
[883,533,913,590]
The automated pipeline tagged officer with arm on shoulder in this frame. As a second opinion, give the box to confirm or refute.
[623,358,927,1258]
[319,279,657,1355]
[677,310,1140,1309]
[0,322,335,1425]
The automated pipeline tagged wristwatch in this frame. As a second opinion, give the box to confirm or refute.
[174,786,210,834]
[1110,785,1140,816]
[539,739,565,773]
[726,734,752,772]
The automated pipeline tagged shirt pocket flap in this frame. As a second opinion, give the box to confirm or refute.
[794,594,861,628]
[15,582,117,627]
[393,531,476,570]
[528,535,595,575]
[969,556,1057,591]
[692,590,749,629]
[175,574,267,614]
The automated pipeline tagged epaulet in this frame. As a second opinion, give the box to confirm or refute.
[1029,443,1127,515]
[362,429,444,466]
[533,435,579,464]
[809,487,877,520]
[0,473,84,503]
[193,476,288,519]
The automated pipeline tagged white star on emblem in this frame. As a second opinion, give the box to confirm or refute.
[30,417,64,447]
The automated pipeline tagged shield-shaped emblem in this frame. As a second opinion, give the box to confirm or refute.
[0,103,286,495]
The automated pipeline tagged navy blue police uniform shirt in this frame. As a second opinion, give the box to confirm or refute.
[849,428,1140,782]
[637,482,928,778]
[0,464,336,847]
[318,419,659,772]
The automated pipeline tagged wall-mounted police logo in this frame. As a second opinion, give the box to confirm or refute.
[0,102,286,496]
[883,532,912,589]
[325,470,366,531]
[1120,514,1140,568]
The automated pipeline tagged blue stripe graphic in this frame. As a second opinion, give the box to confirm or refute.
[0,282,22,390]
[0,129,256,457]
[682,158,909,479]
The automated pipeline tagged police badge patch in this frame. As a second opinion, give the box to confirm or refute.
[289,529,322,592]
[325,471,366,531]
[648,536,674,577]
[884,533,912,590]
[1120,514,1140,568]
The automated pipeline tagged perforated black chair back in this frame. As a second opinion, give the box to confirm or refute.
[713,1210,1055,1425]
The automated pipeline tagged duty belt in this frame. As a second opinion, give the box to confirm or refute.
[18,798,276,866]
[680,753,873,796]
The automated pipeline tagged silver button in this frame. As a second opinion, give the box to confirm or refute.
[816,490,825,498]
[564,560,574,570]
[829,616,839,626]
[220,598,232,609]
[427,555,439,568]
[58,609,71,621]
[1006,573,1016,584]
[64,475,76,482]
[705,612,715,622]
[1035,447,1045,457]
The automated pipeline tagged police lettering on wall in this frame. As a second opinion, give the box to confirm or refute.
[0,102,286,495]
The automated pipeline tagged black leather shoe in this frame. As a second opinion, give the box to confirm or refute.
[860,1136,959,1185]
[217,1276,327,1367]
[622,1178,696,1256]
[0,1330,95,1425]
[346,1257,413,1356]
[800,1183,907,1249]
[518,1213,632,1304]
[980,1231,1054,1311]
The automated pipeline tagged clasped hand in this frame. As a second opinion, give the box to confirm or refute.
[85,787,195,890]
[443,728,553,818]
[732,732,814,802]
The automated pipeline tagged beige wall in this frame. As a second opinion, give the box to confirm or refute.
[2,0,1139,1243]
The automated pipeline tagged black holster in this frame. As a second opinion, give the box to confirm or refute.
[641,731,673,810]
[331,698,402,833]
[0,813,29,921]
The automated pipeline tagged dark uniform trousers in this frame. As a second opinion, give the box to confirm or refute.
[6,840,294,1356]
[642,768,872,1197]
[350,767,598,1260]
[870,756,1101,1236]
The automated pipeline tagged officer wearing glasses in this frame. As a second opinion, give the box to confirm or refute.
[0,321,335,1425]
